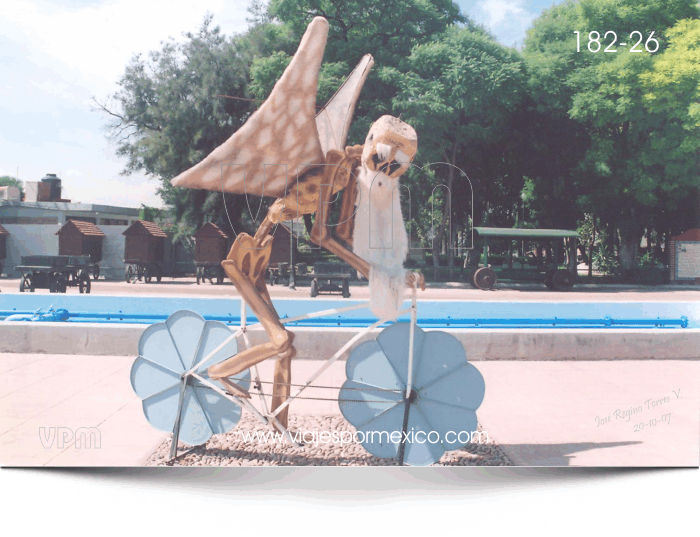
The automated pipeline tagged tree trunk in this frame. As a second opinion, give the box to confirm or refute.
[432,142,457,280]
[619,237,637,272]
[577,245,589,265]
[653,229,664,261]
[588,216,596,277]
[618,210,642,273]
[448,228,455,278]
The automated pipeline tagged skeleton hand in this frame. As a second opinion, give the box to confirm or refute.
[406,271,425,291]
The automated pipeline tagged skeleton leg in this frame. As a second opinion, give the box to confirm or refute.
[208,233,296,427]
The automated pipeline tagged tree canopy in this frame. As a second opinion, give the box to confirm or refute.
[523,0,700,270]
[0,176,24,198]
[99,0,700,279]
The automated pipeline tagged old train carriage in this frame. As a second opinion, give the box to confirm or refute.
[56,219,105,279]
[123,220,167,283]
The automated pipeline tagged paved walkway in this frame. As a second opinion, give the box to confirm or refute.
[1,353,697,466]
[2,277,699,301]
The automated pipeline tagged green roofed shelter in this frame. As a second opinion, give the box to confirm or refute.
[468,227,579,291]
[474,227,579,238]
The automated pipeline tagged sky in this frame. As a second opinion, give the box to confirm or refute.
[0,0,562,209]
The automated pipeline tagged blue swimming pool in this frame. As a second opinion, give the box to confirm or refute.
[0,294,697,329]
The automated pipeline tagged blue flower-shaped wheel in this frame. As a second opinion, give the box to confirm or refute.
[130,310,250,447]
[339,323,485,466]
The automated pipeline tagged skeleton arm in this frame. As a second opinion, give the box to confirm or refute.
[309,147,425,291]
[309,148,370,280]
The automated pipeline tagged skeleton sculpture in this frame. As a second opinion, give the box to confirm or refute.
[172,17,425,427]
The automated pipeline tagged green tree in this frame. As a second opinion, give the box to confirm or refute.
[639,18,700,234]
[382,25,527,274]
[524,0,700,273]
[257,0,468,143]
[98,1,466,243]
[0,176,24,198]
[138,204,164,223]
[96,14,294,242]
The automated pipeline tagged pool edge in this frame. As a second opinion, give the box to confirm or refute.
[1,322,698,360]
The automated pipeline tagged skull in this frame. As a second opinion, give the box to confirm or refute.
[362,115,417,180]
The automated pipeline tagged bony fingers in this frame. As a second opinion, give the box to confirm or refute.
[406,271,424,290]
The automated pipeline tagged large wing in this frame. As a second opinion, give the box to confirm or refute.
[316,54,374,155]
[171,17,329,198]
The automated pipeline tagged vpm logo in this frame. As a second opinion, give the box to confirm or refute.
[39,427,101,449]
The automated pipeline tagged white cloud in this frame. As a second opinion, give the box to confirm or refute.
[2,0,250,208]
[480,0,525,25]
[4,0,249,96]
[472,0,537,47]
[63,175,163,208]
[63,168,83,178]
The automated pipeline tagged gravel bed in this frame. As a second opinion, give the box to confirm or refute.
[145,413,513,467]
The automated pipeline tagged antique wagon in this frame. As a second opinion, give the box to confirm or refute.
[15,255,93,293]
[468,227,580,291]
[193,222,230,284]
[310,261,351,298]
[266,224,300,286]
[123,220,167,283]
[56,219,104,279]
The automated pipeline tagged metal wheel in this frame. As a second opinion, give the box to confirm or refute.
[552,269,575,291]
[51,273,67,293]
[467,268,478,288]
[310,278,319,297]
[20,274,33,292]
[473,267,497,290]
[49,273,59,293]
[130,311,250,451]
[125,265,136,284]
[79,271,91,294]
[544,269,556,290]
[340,323,485,466]
[58,274,68,293]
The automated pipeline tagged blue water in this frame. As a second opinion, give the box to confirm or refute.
[0,294,696,329]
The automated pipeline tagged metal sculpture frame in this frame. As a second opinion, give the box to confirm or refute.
[168,284,420,464]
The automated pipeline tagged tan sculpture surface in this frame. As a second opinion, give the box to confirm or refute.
[172,17,424,428]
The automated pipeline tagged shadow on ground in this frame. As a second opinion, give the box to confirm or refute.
[500,441,644,466]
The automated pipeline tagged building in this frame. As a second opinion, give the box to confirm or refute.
[0,173,141,279]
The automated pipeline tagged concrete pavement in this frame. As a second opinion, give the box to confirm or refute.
[2,273,698,466]
[2,276,700,301]
[1,353,697,466]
